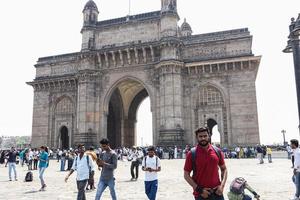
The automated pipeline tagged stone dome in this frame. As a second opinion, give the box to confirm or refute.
[181,18,192,32]
[83,0,99,12]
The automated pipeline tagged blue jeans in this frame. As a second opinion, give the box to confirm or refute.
[77,179,88,200]
[39,167,46,186]
[60,159,65,171]
[295,172,300,197]
[8,162,17,180]
[195,194,224,200]
[95,178,117,200]
[243,194,252,200]
[145,180,158,200]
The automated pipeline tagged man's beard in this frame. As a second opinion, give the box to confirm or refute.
[198,140,209,147]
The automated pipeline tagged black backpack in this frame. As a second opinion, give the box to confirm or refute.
[191,145,222,176]
[25,171,33,182]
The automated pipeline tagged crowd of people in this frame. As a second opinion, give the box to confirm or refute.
[4,127,299,200]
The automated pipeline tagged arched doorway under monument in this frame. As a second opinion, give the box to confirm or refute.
[60,126,69,150]
[136,97,153,146]
[207,118,221,145]
[106,79,152,148]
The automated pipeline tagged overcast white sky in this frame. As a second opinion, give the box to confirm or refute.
[0,0,300,145]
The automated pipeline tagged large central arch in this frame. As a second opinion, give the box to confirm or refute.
[105,78,152,148]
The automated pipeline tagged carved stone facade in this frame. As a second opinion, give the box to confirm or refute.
[28,0,260,148]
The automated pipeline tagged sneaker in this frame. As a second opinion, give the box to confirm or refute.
[130,178,135,181]
[290,196,299,200]
[15,178,18,181]
[9,179,12,181]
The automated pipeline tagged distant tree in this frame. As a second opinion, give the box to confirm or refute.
[2,137,17,149]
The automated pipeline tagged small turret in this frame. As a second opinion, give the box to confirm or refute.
[181,18,192,37]
[161,0,177,14]
[81,0,99,51]
[83,0,99,26]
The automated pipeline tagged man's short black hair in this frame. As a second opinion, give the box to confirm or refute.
[291,139,299,147]
[77,144,85,149]
[147,146,155,152]
[100,138,110,145]
[89,146,95,151]
[195,127,210,135]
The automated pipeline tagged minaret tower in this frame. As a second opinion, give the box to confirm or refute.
[157,0,185,146]
[81,0,99,51]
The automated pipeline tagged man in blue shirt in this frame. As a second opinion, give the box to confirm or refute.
[38,146,49,191]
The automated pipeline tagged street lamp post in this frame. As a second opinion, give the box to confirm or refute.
[284,15,300,133]
[281,129,286,146]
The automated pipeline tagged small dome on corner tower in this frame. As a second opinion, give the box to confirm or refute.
[181,18,192,31]
[83,0,99,12]
[181,18,192,36]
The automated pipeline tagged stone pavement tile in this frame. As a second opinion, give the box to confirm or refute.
[0,158,294,200]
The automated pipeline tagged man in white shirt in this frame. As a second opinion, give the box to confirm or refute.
[65,144,95,200]
[291,139,300,200]
[129,147,143,181]
[142,146,161,200]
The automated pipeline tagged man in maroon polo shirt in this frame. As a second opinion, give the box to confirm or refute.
[184,127,228,200]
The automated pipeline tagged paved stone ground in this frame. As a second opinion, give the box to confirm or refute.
[0,158,294,200]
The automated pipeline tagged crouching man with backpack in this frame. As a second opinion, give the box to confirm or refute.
[184,127,228,200]
[227,177,260,200]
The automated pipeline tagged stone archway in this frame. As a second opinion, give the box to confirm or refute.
[193,85,229,146]
[207,118,217,136]
[106,79,152,148]
[207,118,221,145]
[60,126,69,150]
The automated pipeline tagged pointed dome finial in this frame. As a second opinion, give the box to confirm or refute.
[181,18,192,36]
[83,0,99,13]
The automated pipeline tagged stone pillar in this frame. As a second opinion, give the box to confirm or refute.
[127,49,131,65]
[97,53,102,68]
[119,50,124,66]
[104,52,109,67]
[142,47,147,63]
[31,88,50,147]
[150,45,155,62]
[75,70,98,147]
[111,51,116,67]
[157,61,184,147]
[134,48,139,64]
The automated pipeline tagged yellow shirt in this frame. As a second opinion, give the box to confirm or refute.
[267,147,272,154]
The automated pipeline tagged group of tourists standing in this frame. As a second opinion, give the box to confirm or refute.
[1,126,266,200]
[64,138,161,200]
[3,146,49,191]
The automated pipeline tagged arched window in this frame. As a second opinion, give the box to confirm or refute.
[55,97,74,115]
[199,86,224,106]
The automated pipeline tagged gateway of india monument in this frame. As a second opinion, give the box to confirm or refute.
[27,0,261,149]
